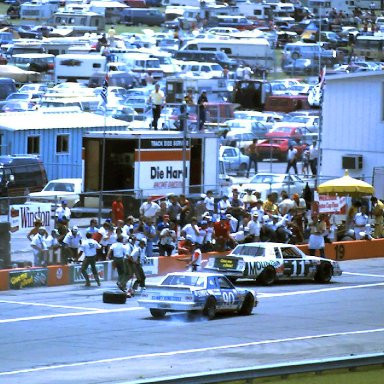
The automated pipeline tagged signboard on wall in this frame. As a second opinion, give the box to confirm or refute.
[9,203,52,233]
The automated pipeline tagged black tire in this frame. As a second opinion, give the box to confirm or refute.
[314,262,333,283]
[103,291,127,304]
[203,296,217,320]
[239,292,255,316]
[258,266,276,286]
[150,308,166,318]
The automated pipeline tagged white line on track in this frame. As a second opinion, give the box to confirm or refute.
[0,307,142,324]
[343,271,384,278]
[0,300,103,311]
[1,328,383,376]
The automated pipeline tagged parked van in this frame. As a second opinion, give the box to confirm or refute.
[51,10,105,34]
[173,50,237,70]
[54,53,106,84]
[0,155,48,198]
[20,0,59,21]
[88,71,137,89]
[4,40,45,58]
[0,78,17,103]
[282,42,321,67]
[120,54,164,82]
[119,8,165,26]
[179,61,224,78]
[181,38,274,69]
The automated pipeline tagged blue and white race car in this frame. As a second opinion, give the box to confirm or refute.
[138,272,257,320]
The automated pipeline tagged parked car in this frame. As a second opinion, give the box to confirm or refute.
[265,123,304,140]
[224,119,269,139]
[255,138,307,161]
[220,145,249,175]
[137,271,257,319]
[2,92,42,111]
[204,242,342,285]
[28,178,83,208]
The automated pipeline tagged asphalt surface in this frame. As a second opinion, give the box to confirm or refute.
[0,258,383,384]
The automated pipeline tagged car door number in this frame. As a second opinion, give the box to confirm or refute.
[285,260,307,277]
[222,291,235,306]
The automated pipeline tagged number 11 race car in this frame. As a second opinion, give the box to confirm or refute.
[204,243,342,286]
[137,272,257,320]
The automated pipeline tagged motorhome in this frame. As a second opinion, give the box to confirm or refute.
[89,1,127,24]
[180,38,274,69]
[54,53,107,84]
[50,10,105,35]
[20,0,59,21]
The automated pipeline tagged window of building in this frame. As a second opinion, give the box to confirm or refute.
[56,134,69,153]
[27,136,40,154]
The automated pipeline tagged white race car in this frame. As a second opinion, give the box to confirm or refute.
[204,243,342,285]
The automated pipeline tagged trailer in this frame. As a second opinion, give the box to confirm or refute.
[82,130,230,205]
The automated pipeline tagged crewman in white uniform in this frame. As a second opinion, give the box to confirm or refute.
[78,232,101,287]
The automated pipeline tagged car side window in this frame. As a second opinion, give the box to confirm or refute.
[282,248,302,259]
[218,277,232,289]
[207,277,217,288]
[274,247,282,259]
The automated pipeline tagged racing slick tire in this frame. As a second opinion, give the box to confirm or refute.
[203,296,217,320]
[150,308,166,318]
[314,262,333,283]
[102,291,127,304]
[239,292,255,316]
[258,266,276,286]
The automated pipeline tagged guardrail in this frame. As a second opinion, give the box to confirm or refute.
[127,353,384,384]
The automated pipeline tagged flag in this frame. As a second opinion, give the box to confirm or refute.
[100,73,109,106]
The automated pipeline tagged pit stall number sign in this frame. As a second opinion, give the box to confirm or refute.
[134,138,190,194]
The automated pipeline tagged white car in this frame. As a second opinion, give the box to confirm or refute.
[238,173,307,201]
[204,242,342,285]
[28,178,82,208]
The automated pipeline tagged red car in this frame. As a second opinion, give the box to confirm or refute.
[256,138,307,161]
[265,123,305,140]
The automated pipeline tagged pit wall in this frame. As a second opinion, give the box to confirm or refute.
[1,239,383,291]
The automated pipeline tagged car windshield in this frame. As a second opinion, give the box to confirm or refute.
[43,182,75,192]
[249,174,284,184]
[162,275,205,287]
[232,245,266,257]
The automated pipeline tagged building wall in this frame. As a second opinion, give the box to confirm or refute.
[321,72,384,193]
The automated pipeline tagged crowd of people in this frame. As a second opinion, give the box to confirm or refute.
[27,189,382,289]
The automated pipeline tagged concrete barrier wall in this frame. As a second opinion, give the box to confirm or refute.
[1,239,383,291]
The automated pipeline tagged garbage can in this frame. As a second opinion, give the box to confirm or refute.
[0,222,11,269]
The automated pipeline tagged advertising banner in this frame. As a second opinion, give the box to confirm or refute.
[314,193,347,214]
[69,262,106,284]
[9,268,48,290]
[9,203,52,233]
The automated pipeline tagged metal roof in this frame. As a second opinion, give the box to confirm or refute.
[0,110,129,131]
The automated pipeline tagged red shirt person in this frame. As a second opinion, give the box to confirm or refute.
[112,196,125,224]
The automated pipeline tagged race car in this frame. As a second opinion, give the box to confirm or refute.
[137,272,257,320]
[204,242,342,285]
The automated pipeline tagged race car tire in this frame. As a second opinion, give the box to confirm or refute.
[258,266,276,286]
[150,308,166,318]
[203,296,217,320]
[314,262,333,283]
[102,291,127,304]
[239,292,255,316]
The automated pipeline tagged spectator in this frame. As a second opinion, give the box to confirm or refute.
[140,196,161,222]
[111,195,125,225]
[158,224,177,256]
[246,139,259,178]
[184,89,195,105]
[86,218,99,234]
[45,229,60,265]
[178,233,194,255]
[30,226,48,267]
[203,190,215,216]
[308,214,327,258]
[197,90,208,130]
[285,144,298,175]
[147,83,165,130]
[187,243,202,272]
[217,194,231,215]
[55,200,71,226]
[27,218,43,241]
[309,140,319,177]
[131,238,148,292]
[182,217,200,244]
[62,226,82,263]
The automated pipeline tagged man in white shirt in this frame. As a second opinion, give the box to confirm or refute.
[62,226,82,263]
[139,196,161,222]
[285,144,298,175]
[30,226,48,267]
[309,140,319,177]
[107,235,127,291]
[55,200,71,225]
[78,232,101,287]
[147,83,165,130]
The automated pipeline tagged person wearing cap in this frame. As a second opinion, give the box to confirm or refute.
[45,229,60,265]
[248,213,261,241]
[139,196,161,222]
[243,188,257,212]
[30,226,49,267]
[131,238,148,292]
[197,90,208,131]
[158,222,177,256]
[250,200,264,222]
[55,200,71,226]
[62,226,83,264]
[78,232,102,287]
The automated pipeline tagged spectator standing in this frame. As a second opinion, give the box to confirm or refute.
[158,224,177,256]
[182,217,200,244]
[45,229,60,265]
[203,190,215,216]
[217,194,231,215]
[285,145,298,174]
[86,218,99,234]
[197,90,208,130]
[308,214,327,258]
[78,232,101,287]
[371,196,384,238]
[30,226,48,267]
[27,218,43,241]
[139,196,161,222]
[246,139,259,178]
[55,200,71,226]
[353,206,371,240]
[147,83,165,130]
[188,243,202,272]
[184,89,195,105]
[143,217,156,257]
[111,195,125,225]
[309,140,319,177]
[167,194,182,229]
[177,233,194,255]
[179,194,192,227]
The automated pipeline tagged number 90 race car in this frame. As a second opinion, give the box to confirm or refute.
[204,242,342,286]
[137,272,257,320]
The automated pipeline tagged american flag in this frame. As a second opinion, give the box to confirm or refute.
[100,74,109,106]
